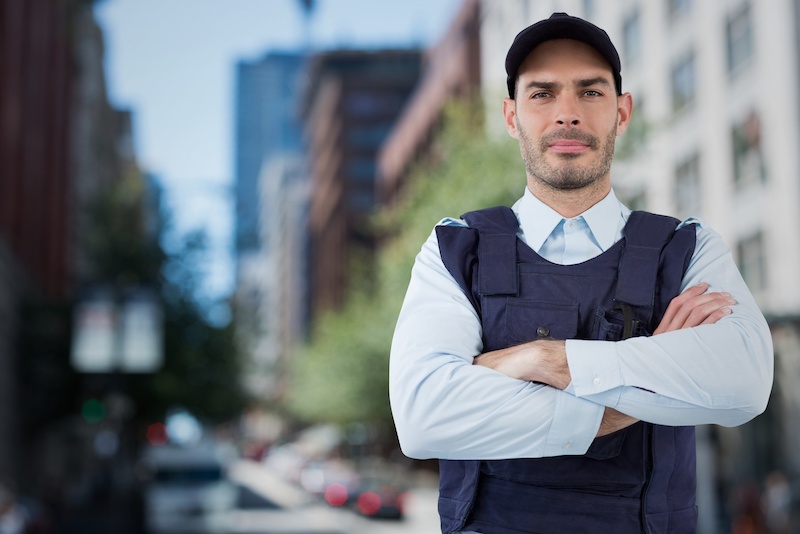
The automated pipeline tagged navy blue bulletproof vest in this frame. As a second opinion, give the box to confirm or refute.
[434,207,698,534]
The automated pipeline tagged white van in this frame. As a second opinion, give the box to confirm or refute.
[140,440,237,534]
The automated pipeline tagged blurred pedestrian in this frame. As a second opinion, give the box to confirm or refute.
[763,471,790,534]
[0,480,28,534]
[390,12,773,534]
[732,480,765,534]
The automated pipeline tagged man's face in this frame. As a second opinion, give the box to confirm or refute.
[503,39,632,194]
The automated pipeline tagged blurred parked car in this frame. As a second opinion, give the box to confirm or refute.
[139,440,237,534]
[350,476,409,520]
[299,460,360,504]
[262,444,310,486]
[227,459,359,534]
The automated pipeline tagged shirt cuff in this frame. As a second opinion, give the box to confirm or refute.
[542,390,604,456]
[565,339,624,402]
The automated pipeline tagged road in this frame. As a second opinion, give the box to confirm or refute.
[350,487,440,533]
[226,459,441,534]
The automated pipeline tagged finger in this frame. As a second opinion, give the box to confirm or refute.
[670,292,734,330]
[657,289,719,334]
[680,295,736,328]
[658,283,709,329]
[655,290,734,334]
[699,307,733,326]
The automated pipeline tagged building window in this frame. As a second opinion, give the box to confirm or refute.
[347,159,376,182]
[344,90,407,118]
[674,153,701,218]
[623,10,642,67]
[732,111,765,188]
[727,3,754,74]
[736,231,766,292]
[667,0,691,21]
[346,124,392,149]
[671,52,696,113]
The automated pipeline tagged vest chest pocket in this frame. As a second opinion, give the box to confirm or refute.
[504,301,579,344]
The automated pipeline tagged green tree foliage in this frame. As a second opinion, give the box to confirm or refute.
[286,101,523,431]
[81,170,248,424]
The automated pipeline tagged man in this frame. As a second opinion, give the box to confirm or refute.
[389,12,773,534]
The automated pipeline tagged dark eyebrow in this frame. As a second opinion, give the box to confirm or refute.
[521,77,611,94]
[577,76,612,88]
[522,80,561,92]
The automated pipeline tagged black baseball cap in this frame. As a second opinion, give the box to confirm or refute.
[505,12,622,98]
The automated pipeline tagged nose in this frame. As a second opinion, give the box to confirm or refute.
[554,97,580,126]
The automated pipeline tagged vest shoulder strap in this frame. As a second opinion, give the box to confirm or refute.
[435,206,519,315]
[462,206,519,296]
[615,211,682,308]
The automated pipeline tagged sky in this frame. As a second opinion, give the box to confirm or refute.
[93,0,464,305]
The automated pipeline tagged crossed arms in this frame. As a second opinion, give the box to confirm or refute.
[475,282,737,437]
[389,224,773,460]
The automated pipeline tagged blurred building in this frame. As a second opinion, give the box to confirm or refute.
[232,52,308,400]
[0,0,83,485]
[377,0,482,207]
[234,52,306,265]
[0,0,146,528]
[249,155,309,399]
[299,49,422,316]
[478,0,798,530]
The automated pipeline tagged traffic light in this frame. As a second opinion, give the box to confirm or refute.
[146,422,169,446]
[81,398,106,423]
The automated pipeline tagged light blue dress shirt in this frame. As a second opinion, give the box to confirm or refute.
[389,187,773,460]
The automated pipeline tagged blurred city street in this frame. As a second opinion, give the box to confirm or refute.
[3,0,800,532]
[140,449,441,534]
[226,459,440,534]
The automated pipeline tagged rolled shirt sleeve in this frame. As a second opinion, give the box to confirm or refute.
[565,222,774,426]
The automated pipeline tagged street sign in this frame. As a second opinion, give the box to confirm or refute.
[71,288,163,373]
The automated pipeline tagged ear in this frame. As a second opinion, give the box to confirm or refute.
[615,92,633,136]
[503,98,520,139]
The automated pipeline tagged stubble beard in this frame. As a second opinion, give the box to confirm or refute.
[517,120,618,192]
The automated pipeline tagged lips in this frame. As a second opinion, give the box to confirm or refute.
[541,129,598,154]
[548,140,590,153]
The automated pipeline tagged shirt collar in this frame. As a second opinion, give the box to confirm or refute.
[512,187,629,253]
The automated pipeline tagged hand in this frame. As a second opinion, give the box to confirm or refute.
[654,282,736,335]
[596,283,735,436]
[597,407,637,436]
[475,339,570,389]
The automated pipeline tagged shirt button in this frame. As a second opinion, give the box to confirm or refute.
[593,377,602,386]
[536,326,550,337]
[563,441,572,449]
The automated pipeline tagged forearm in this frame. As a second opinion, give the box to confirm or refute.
[565,224,773,426]
[475,339,571,390]
[475,340,638,437]
[478,312,772,428]
[567,317,773,426]
[390,349,603,459]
